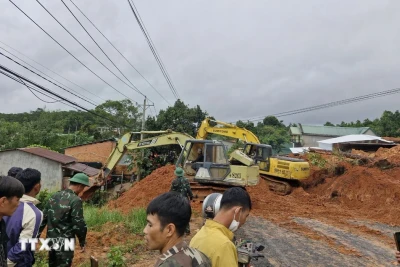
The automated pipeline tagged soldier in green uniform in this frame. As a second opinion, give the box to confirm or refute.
[144,192,211,267]
[38,173,89,267]
[170,167,194,234]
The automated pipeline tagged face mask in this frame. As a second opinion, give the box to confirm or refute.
[228,208,241,232]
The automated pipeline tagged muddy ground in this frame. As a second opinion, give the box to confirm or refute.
[79,146,400,266]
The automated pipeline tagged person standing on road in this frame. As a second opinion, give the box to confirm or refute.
[190,187,252,267]
[0,176,25,267]
[3,168,43,267]
[144,192,211,267]
[38,173,89,267]
[170,167,194,235]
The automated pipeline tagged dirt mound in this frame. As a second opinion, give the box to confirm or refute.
[376,145,400,164]
[108,165,176,213]
[108,165,202,214]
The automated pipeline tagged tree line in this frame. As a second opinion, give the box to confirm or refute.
[1,99,398,153]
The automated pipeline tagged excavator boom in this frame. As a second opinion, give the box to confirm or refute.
[196,118,260,143]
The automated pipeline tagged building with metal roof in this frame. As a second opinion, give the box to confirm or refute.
[290,124,377,147]
[0,147,99,192]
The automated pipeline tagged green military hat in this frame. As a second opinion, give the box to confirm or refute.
[174,167,184,177]
[69,173,90,186]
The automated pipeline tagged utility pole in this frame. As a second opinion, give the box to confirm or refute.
[137,96,154,181]
[141,96,147,140]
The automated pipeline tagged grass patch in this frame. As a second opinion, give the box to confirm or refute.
[83,205,147,234]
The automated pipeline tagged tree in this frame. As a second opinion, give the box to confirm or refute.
[146,100,209,137]
[262,116,285,128]
[324,122,334,126]
[95,99,141,134]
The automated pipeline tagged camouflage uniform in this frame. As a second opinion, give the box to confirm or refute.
[39,189,87,267]
[154,241,211,267]
[170,177,193,200]
[170,176,194,234]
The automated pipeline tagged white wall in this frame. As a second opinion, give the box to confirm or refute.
[0,150,63,192]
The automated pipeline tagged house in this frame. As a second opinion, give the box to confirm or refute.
[290,124,377,147]
[317,135,396,152]
[0,147,99,192]
[64,139,133,178]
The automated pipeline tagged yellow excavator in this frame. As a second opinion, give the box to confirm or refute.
[81,129,260,200]
[195,117,311,195]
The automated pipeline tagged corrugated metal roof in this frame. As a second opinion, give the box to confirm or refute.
[290,127,301,135]
[293,124,374,137]
[18,147,75,164]
[317,135,392,144]
[63,162,100,177]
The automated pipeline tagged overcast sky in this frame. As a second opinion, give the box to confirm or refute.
[1,0,399,126]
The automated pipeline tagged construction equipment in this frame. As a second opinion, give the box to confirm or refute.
[175,139,260,200]
[81,130,259,200]
[196,117,311,195]
[81,130,194,199]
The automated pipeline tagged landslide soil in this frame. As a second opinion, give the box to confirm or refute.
[76,145,400,266]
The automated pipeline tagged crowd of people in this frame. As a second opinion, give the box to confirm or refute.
[2,165,398,266]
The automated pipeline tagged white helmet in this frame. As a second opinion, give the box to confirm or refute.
[202,193,223,219]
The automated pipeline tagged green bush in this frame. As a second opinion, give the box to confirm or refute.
[107,246,126,267]
[36,189,54,210]
[85,190,109,207]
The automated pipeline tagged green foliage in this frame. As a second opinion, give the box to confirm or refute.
[36,189,54,210]
[257,126,290,153]
[307,153,327,168]
[227,142,244,155]
[107,246,126,267]
[33,251,48,267]
[83,206,147,235]
[125,208,147,234]
[84,205,125,230]
[146,100,209,137]
[333,110,400,137]
[85,190,109,207]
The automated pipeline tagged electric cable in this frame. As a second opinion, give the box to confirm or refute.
[8,0,136,102]
[68,0,171,105]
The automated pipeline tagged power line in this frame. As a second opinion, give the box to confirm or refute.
[127,0,180,100]
[0,63,128,127]
[60,0,153,104]
[0,47,99,106]
[8,0,135,103]
[0,40,106,103]
[68,0,171,106]
[34,0,148,102]
[0,52,97,106]
[246,87,400,122]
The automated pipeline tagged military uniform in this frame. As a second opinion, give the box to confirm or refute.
[39,189,87,267]
[171,168,194,234]
[154,241,211,267]
[170,177,194,200]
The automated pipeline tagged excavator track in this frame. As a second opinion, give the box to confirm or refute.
[189,180,231,201]
[261,175,297,196]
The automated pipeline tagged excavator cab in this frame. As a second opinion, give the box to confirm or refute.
[177,140,260,187]
[177,140,231,181]
[243,143,272,172]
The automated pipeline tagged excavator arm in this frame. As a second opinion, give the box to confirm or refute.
[81,130,194,199]
[101,131,192,179]
[196,118,260,144]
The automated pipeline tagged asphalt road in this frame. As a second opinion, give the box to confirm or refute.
[235,216,400,267]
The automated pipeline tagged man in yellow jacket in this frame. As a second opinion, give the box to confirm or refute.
[189,187,252,267]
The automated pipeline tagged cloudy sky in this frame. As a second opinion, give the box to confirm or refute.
[1,0,399,126]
